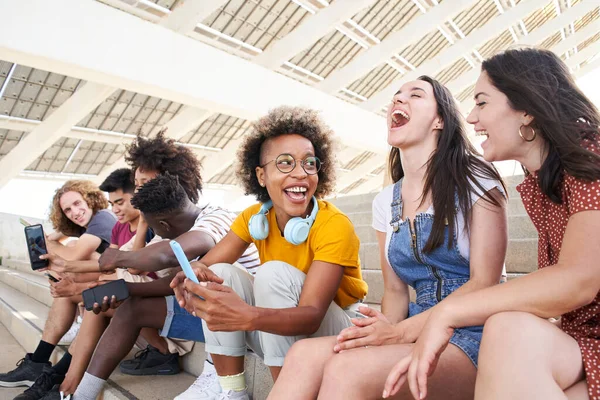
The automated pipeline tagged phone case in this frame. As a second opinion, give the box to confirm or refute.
[24,224,49,270]
[82,279,130,311]
[169,240,205,301]
[169,240,199,283]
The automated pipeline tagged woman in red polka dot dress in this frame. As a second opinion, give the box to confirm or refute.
[379,48,600,400]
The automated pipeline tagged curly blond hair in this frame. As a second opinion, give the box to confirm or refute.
[236,106,338,202]
[49,180,109,237]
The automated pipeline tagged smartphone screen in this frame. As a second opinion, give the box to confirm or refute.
[24,224,49,270]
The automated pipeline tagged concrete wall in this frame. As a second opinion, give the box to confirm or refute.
[0,212,49,262]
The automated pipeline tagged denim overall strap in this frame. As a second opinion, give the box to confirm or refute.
[390,179,403,232]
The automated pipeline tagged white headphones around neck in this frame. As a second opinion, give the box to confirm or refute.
[248,196,319,245]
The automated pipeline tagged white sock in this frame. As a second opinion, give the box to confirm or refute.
[73,372,106,400]
[218,371,245,392]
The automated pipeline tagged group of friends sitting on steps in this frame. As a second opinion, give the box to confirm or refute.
[1,47,600,400]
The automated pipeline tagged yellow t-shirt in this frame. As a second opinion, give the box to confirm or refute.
[231,200,368,308]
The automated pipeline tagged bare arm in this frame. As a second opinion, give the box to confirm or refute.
[46,234,102,261]
[439,209,600,328]
[100,230,218,273]
[127,271,179,297]
[378,230,410,324]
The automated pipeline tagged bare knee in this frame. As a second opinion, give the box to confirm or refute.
[483,311,544,345]
[112,296,141,325]
[285,339,315,366]
[322,351,360,383]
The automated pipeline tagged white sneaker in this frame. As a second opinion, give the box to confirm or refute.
[58,316,82,345]
[174,361,221,400]
[218,389,250,400]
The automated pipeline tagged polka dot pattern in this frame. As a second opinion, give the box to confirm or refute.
[517,140,600,399]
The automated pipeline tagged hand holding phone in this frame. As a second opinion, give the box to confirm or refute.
[82,279,129,312]
[169,240,204,300]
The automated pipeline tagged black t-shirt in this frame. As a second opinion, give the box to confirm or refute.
[84,209,117,254]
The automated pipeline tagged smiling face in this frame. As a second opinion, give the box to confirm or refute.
[467,71,534,163]
[108,189,139,224]
[255,134,318,224]
[387,80,442,149]
[59,191,93,227]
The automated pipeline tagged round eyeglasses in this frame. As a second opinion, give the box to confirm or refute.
[260,154,322,175]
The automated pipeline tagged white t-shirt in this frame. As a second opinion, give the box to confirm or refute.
[372,176,506,268]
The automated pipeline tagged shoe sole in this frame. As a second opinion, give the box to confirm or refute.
[0,380,34,387]
[119,365,180,376]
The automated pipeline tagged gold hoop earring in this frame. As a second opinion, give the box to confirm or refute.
[519,125,536,142]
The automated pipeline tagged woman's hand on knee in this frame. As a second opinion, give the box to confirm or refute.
[334,306,401,351]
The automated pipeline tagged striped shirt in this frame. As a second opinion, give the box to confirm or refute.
[190,204,260,275]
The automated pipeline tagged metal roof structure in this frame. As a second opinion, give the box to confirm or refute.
[0,0,598,202]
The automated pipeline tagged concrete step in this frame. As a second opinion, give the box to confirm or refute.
[346,211,372,227]
[508,198,526,215]
[3,258,32,274]
[505,238,538,274]
[360,242,380,270]
[355,224,378,245]
[0,266,54,307]
[503,174,525,187]
[508,214,537,240]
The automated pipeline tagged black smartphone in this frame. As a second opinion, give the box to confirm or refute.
[24,224,49,270]
[45,273,60,283]
[82,279,129,311]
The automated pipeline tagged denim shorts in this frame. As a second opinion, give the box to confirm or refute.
[160,295,205,343]
[409,302,482,367]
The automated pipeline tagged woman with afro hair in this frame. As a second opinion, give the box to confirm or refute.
[170,106,368,399]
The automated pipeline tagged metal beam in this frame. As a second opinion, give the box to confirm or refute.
[253,0,377,69]
[0,0,387,154]
[566,41,600,68]
[361,0,546,111]
[159,0,229,34]
[315,0,478,94]
[0,115,220,152]
[446,0,599,95]
[0,82,116,188]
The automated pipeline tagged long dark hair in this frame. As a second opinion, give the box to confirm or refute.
[482,48,600,203]
[388,75,505,253]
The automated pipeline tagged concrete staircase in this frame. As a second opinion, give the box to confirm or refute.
[0,175,537,399]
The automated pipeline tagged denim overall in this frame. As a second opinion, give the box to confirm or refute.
[388,180,483,366]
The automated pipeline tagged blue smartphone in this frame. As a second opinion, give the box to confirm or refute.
[169,240,204,300]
